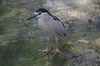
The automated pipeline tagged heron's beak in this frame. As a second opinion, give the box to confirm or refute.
[27,12,39,20]
[27,15,37,20]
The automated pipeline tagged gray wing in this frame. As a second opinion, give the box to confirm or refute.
[48,17,67,36]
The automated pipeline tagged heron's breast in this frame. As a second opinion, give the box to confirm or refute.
[38,19,55,35]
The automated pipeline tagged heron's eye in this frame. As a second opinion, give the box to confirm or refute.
[38,12,42,15]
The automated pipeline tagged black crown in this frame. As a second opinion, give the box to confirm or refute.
[35,8,49,13]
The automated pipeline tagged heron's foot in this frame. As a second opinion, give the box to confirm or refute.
[38,48,63,56]
[40,48,53,56]
[53,48,63,55]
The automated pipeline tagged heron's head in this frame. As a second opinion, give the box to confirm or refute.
[27,8,50,20]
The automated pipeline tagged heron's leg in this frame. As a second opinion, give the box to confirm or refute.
[53,36,63,55]
[42,36,52,55]
[45,36,49,48]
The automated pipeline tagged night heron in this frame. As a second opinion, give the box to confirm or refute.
[27,8,68,54]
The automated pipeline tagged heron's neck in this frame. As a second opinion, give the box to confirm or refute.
[38,13,53,22]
